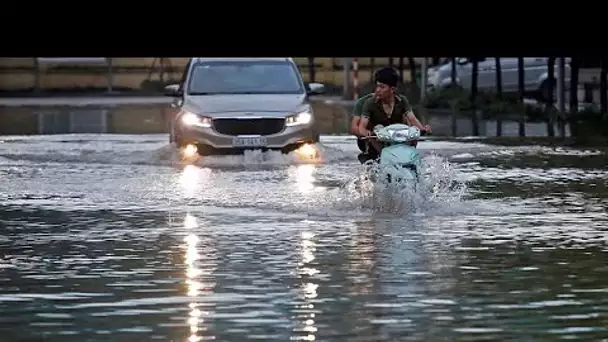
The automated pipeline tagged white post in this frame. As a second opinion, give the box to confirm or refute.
[352,57,359,100]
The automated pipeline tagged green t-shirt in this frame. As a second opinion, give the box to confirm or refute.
[352,93,375,117]
[352,93,411,117]
[360,94,413,130]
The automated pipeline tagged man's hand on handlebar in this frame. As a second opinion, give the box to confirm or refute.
[361,129,373,137]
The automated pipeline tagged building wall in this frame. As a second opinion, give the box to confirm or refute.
[0,58,428,92]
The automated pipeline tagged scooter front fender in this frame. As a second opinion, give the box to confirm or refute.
[379,144,422,182]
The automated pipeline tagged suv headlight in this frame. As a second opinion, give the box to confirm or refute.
[181,112,212,128]
[286,110,312,127]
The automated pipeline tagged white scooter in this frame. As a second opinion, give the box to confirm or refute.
[361,123,426,186]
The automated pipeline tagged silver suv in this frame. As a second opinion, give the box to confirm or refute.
[165,57,325,155]
[426,57,571,101]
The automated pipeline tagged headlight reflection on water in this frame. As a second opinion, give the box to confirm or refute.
[291,164,317,194]
[291,231,319,341]
[179,165,211,198]
[183,213,216,342]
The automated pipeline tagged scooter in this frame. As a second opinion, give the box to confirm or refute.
[360,124,427,185]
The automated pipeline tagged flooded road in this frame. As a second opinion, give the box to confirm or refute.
[1,134,608,342]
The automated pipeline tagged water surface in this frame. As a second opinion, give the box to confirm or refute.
[1,134,607,341]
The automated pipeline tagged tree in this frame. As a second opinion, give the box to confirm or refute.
[307,57,316,83]
[601,58,607,117]
[450,58,457,87]
[568,57,580,137]
[407,57,416,85]
[517,57,525,136]
[470,58,479,103]
[495,57,503,97]
[546,57,556,137]
[450,57,458,136]
[495,57,503,136]
[470,58,480,136]
[569,58,579,119]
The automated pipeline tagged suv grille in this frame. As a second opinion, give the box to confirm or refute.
[213,118,285,136]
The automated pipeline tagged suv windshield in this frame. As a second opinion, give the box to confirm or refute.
[187,60,305,95]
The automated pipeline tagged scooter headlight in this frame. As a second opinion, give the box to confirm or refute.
[392,127,421,142]
[181,112,211,128]
[286,110,312,127]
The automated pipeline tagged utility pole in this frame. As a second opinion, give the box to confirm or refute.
[420,57,428,102]
[342,57,352,100]
[352,58,359,100]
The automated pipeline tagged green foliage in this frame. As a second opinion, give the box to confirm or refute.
[568,106,608,142]
[572,106,607,122]
[422,87,520,111]
[421,87,539,119]
[421,87,471,110]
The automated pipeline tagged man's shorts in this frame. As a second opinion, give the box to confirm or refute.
[356,137,366,152]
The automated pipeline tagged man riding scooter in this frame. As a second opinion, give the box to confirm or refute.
[354,67,431,163]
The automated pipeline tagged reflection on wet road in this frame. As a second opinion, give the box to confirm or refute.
[1,134,608,341]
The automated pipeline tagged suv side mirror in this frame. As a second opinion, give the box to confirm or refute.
[164,84,182,97]
[307,82,325,96]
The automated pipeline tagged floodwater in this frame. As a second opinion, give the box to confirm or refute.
[1,134,607,342]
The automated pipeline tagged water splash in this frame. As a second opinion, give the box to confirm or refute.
[165,143,351,168]
[330,153,468,216]
[0,135,351,168]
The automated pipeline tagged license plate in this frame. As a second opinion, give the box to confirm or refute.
[232,136,267,147]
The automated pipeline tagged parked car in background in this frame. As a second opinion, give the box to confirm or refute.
[165,57,325,155]
[426,58,571,101]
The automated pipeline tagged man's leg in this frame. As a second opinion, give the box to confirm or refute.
[368,144,380,161]
[357,139,371,164]
[368,139,382,160]
[358,141,380,164]
[357,152,371,164]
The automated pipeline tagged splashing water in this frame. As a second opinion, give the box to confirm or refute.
[168,143,351,168]
[331,153,468,216]
[162,142,469,219]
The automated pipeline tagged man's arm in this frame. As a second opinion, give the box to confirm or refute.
[358,99,382,153]
[350,117,361,136]
[405,111,424,129]
[400,95,431,132]
[358,99,373,136]
[350,95,367,135]
[350,94,375,136]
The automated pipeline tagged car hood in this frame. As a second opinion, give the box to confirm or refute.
[184,94,309,118]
